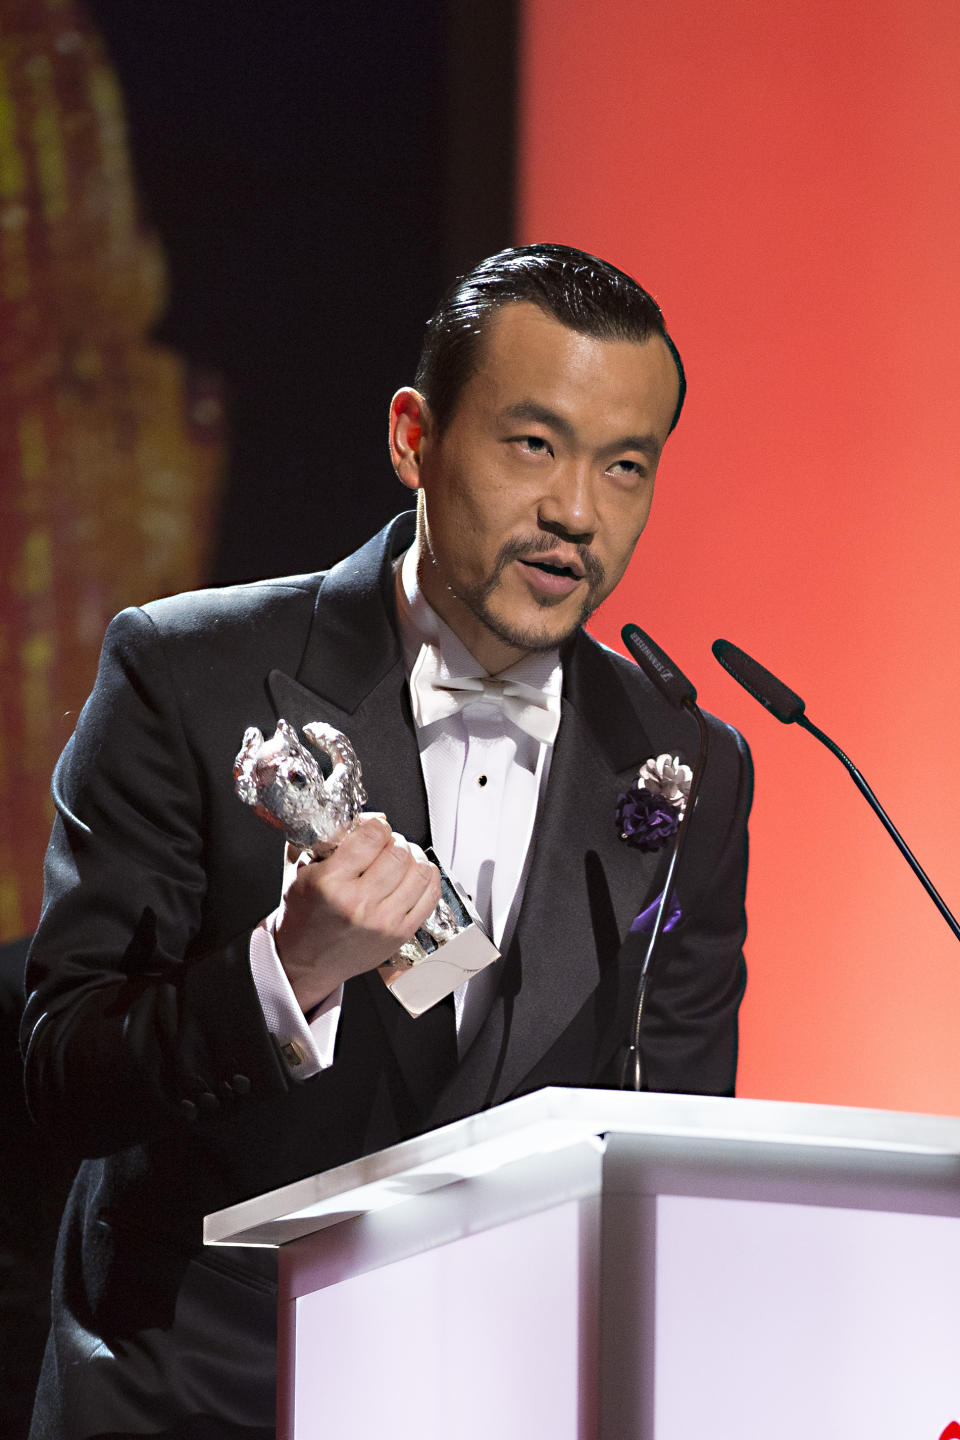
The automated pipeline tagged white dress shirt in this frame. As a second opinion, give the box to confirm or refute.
[249,539,562,1076]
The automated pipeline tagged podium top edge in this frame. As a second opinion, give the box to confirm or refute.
[203,1089,960,1247]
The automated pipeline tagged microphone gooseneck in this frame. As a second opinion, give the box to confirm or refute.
[712,638,960,944]
[619,625,710,1091]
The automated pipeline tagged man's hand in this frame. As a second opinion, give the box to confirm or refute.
[274,814,442,1015]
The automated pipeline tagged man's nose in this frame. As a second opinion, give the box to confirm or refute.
[537,463,598,544]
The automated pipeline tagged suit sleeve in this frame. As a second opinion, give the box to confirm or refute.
[636,718,752,1096]
[21,606,292,1160]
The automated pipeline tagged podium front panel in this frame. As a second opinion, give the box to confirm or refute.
[645,1195,960,1437]
[292,1199,590,1439]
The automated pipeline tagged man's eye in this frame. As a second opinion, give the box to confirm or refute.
[609,459,646,478]
[516,435,553,456]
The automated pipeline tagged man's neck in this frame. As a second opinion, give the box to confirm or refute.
[406,536,530,676]
[396,543,562,689]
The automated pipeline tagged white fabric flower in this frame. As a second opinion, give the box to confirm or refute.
[636,753,692,817]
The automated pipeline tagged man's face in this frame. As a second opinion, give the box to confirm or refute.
[392,301,680,673]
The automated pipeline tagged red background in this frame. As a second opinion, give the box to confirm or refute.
[520,0,960,1114]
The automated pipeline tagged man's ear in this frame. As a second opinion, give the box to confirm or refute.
[389,388,431,492]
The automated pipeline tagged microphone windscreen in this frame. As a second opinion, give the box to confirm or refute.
[712,639,806,723]
[621,624,697,709]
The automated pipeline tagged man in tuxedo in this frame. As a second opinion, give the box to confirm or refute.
[23,244,751,1439]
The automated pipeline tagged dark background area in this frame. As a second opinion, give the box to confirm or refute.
[0,7,516,1435]
[89,0,518,581]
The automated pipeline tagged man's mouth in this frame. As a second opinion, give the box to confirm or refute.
[518,556,585,581]
[516,554,587,597]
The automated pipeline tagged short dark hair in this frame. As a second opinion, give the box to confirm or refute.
[414,242,686,435]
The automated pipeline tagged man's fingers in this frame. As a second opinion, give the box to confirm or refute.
[275,814,442,1009]
[352,830,424,905]
[341,837,440,938]
[291,816,439,932]
[318,814,393,878]
[377,850,442,935]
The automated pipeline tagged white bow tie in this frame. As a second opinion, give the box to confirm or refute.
[409,643,561,745]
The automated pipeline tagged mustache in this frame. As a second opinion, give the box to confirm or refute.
[490,534,605,590]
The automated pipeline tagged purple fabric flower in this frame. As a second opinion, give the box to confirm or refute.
[615,782,681,852]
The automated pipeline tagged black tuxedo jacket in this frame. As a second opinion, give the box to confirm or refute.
[23,513,750,1438]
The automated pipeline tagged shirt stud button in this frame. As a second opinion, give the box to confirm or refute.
[477,774,488,787]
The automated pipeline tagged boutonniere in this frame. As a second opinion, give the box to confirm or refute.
[616,753,693,852]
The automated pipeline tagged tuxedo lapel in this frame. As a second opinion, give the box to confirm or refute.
[264,513,458,1113]
[264,512,426,838]
[428,631,698,1125]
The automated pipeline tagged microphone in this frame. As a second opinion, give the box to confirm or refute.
[619,625,710,1091]
[712,639,804,723]
[622,623,698,709]
[712,638,960,944]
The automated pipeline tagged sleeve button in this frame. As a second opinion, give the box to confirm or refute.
[180,1099,198,1121]
[231,1073,251,1095]
[198,1091,220,1116]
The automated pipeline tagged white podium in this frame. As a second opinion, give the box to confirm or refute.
[205,1089,960,1439]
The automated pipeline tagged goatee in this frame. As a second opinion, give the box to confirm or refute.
[460,534,606,654]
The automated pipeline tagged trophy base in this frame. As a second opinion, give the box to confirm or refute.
[378,857,500,1018]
